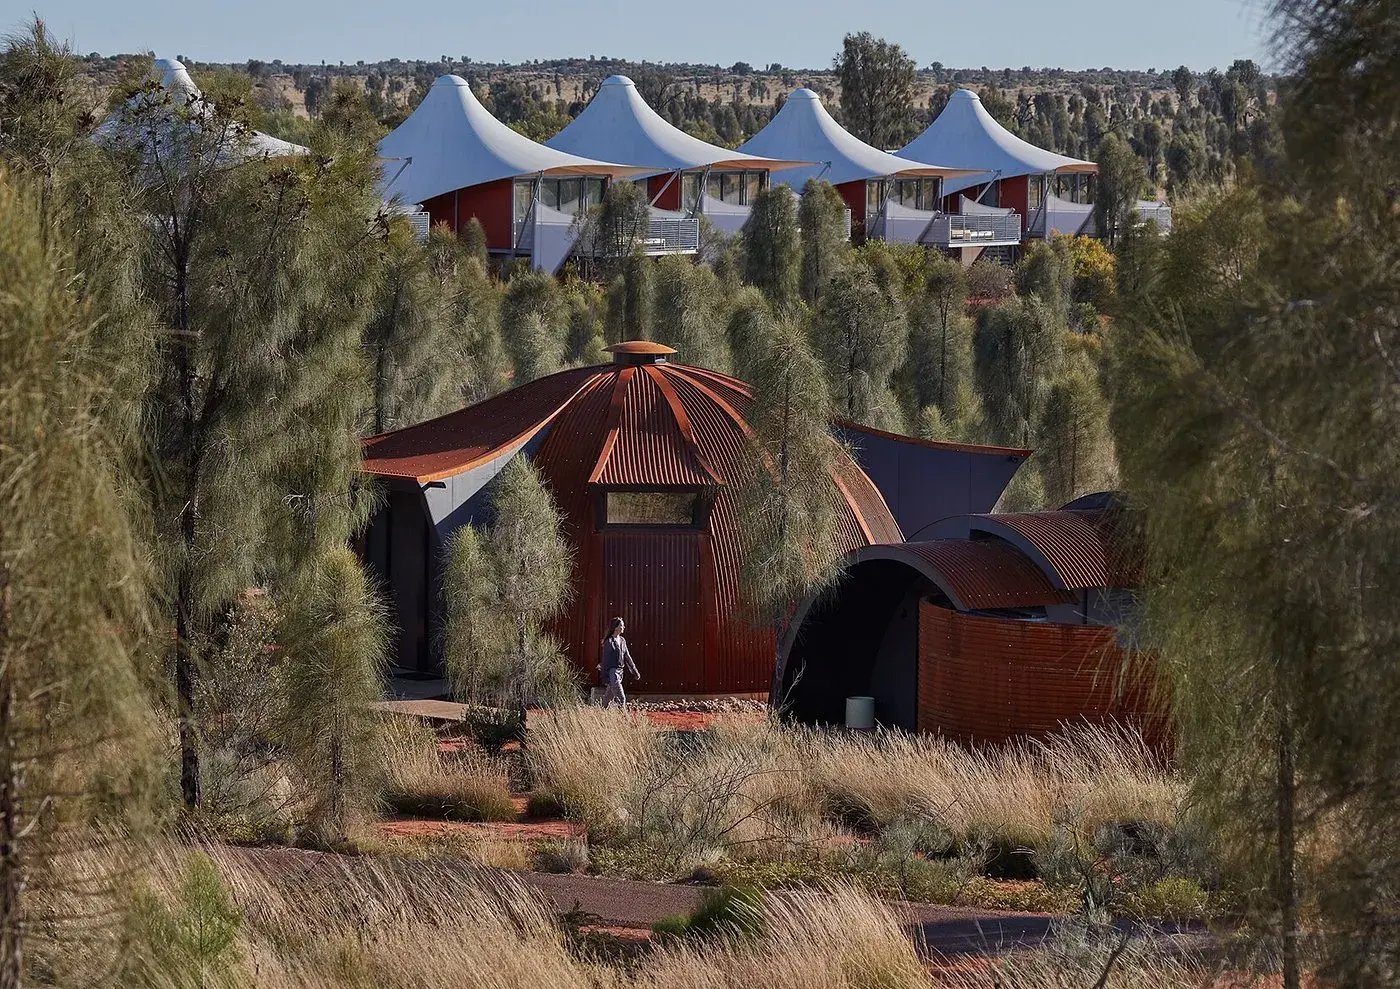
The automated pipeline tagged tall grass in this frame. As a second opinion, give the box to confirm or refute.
[379,717,516,822]
[111,844,1242,989]
[526,709,1182,877]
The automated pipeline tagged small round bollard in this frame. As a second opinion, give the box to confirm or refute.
[845,695,875,731]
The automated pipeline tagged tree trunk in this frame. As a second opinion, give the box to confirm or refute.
[1278,710,1301,989]
[175,255,201,811]
[0,570,23,989]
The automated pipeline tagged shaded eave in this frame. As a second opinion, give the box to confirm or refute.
[837,418,1032,458]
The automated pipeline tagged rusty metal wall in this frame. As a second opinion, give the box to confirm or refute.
[917,602,1157,744]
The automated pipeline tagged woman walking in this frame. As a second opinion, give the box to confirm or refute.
[597,617,640,709]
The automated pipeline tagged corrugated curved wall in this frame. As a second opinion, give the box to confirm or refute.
[917,602,1159,744]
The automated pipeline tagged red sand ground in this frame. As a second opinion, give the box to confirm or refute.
[378,816,582,840]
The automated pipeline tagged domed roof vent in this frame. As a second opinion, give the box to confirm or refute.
[606,340,676,366]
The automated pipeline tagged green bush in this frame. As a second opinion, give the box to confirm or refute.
[1118,876,1213,923]
[653,886,766,942]
[533,837,590,874]
[524,789,565,818]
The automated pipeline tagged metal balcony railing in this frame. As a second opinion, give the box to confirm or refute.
[637,216,700,255]
[927,212,1023,247]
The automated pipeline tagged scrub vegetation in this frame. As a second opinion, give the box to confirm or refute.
[0,0,1396,986]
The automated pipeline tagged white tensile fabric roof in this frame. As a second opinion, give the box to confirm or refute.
[95,57,308,160]
[899,89,1096,197]
[547,75,807,174]
[737,88,974,190]
[379,75,645,207]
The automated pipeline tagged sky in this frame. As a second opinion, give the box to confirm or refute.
[22,0,1273,73]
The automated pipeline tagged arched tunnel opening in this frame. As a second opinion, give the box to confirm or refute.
[778,560,946,730]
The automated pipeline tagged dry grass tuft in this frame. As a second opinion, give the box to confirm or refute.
[379,716,517,822]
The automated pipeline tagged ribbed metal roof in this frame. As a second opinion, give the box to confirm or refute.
[968,509,1124,590]
[360,365,603,481]
[898,539,1074,609]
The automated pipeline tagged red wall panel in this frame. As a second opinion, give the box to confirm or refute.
[599,529,706,693]
[917,602,1159,744]
[648,173,681,211]
[836,181,867,240]
[422,179,516,250]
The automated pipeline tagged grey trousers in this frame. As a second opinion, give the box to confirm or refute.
[597,668,627,709]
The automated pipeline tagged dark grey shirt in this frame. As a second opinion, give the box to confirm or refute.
[601,635,639,676]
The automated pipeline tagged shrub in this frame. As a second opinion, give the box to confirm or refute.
[524,789,565,819]
[380,717,516,822]
[532,837,590,875]
[1119,875,1213,923]
[653,886,766,942]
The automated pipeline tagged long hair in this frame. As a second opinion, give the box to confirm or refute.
[604,616,624,640]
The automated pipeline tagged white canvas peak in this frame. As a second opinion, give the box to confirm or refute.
[738,87,974,191]
[378,74,645,207]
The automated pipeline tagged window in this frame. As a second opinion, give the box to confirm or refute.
[706,171,723,202]
[1027,175,1044,212]
[743,171,763,205]
[866,179,886,214]
[513,180,534,225]
[605,491,701,526]
[681,172,702,211]
[583,178,606,208]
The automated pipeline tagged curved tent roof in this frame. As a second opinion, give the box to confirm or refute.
[378,75,646,207]
[737,88,974,190]
[95,57,308,161]
[899,89,1095,196]
[546,75,807,174]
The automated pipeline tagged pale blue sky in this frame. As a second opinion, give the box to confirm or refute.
[21,0,1272,72]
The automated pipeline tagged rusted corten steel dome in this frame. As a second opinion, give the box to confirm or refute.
[360,341,906,695]
[776,493,1159,742]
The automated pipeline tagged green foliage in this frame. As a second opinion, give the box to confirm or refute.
[740,186,800,305]
[0,169,160,981]
[834,32,916,149]
[811,263,907,429]
[277,548,388,845]
[604,251,652,344]
[798,179,850,302]
[651,255,730,371]
[973,297,1065,448]
[501,270,566,381]
[1094,132,1149,246]
[1036,350,1117,505]
[723,286,773,381]
[459,215,489,264]
[901,252,971,420]
[122,854,244,989]
[428,229,511,402]
[653,886,767,942]
[441,458,575,715]
[366,219,458,433]
[738,314,846,631]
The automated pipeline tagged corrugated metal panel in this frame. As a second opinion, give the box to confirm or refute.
[361,365,603,481]
[593,365,717,487]
[833,453,904,544]
[600,530,706,693]
[533,375,616,675]
[668,370,772,691]
[916,602,1158,745]
[898,539,1074,609]
[970,510,1114,590]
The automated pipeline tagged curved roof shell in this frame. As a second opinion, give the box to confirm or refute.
[363,353,901,694]
[377,75,646,207]
[547,75,807,174]
[898,89,1096,197]
[95,57,308,162]
[737,88,975,190]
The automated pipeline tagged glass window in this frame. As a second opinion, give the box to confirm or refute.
[540,180,560,210]
[605,491,700,526]
[513,180,534,224]
[681,172,701,211]
[1028,175,1043,211]
[557,178,582,214]
[866,180,885,213]
[743,172,762,205]
[706,172,722,202]
[584,178,606,208]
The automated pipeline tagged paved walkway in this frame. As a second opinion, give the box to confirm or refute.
[222,846,1071,959]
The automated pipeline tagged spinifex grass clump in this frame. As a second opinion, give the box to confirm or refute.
[379,717,516,823]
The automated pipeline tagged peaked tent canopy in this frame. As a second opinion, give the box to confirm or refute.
[378,74,646,207]
[546,75,807,174]
[898,89,1095,197]
[95,57,308,161]
[738,88,973,191]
